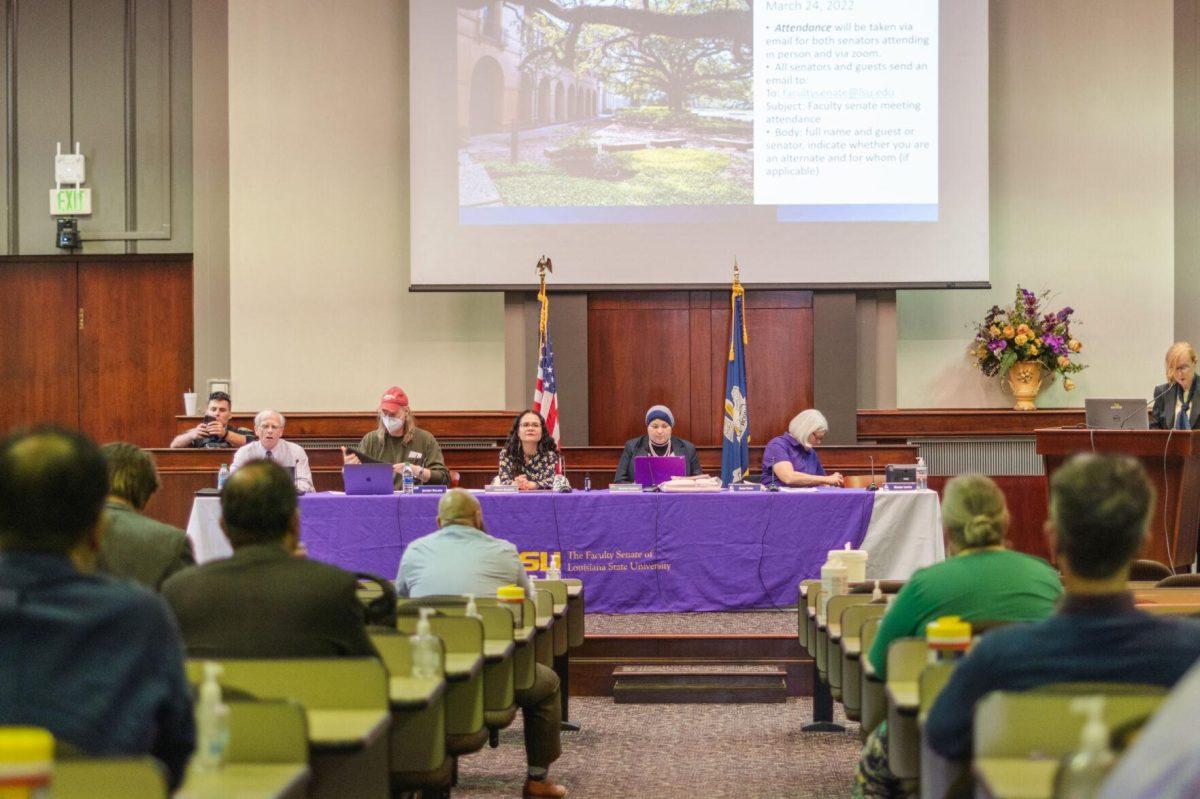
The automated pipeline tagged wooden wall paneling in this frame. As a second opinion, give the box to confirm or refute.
[587,296,694,445]
[687,292,714,444]
[0,262,81,434]
[857,409,1085,441]
[927,474,1052,562]
[78,259,193,446]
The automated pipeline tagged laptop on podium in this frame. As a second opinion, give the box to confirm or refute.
[1084,398,1150,430]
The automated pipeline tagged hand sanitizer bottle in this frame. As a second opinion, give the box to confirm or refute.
[196,662,229,772]
[464,593,482,620]
[410,608,441,678]
[871,580,883,602]
[1056,697,1114,799]
[545,552,561,581]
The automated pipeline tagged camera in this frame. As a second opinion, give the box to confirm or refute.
[56,218,80,250]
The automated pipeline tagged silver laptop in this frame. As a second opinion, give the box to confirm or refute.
[1084,398,1149,430]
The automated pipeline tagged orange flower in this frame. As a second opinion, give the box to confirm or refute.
[1016,324,1032,337]
[1058,355,1070,368]
[1003,325,1016,339]
[1068,339,1082,353]
[988,325,1001,337]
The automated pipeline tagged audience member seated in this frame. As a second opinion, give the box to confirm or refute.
[924,454,1200,765]
[341,385,450,487]
[98,442,195,590]
[162,460,376,657]
[170,390,255,448]
[613,404,702,483]
[0,428,194,788]
[230,409,314,493]
[395,489,566,799]
[497,410,560,491]
[1097,658,1200,799]
[853,474,1062,798]
[760,408,844,488]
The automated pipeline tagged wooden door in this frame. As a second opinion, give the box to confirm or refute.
[78,259,193,446]
[0,261,81,435]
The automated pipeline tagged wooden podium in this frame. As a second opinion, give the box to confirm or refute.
[1035,429,1200,570]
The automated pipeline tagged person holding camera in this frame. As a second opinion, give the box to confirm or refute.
[170,391,255,449]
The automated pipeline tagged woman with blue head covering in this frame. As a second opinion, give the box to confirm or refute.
[613,405,702,484]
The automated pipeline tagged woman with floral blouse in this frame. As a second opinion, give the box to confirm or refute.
[497,410,560,490]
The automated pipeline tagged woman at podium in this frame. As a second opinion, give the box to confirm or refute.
[613,405,701,484]
[1151,342,1199,430]
[760,409,845,488]
[497,410,560,490]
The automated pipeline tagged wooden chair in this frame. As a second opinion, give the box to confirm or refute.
[186,658,391,799]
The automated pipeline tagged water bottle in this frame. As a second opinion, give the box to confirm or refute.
[584,472,592,492]
[915,456,928,490]
[410,608,441,678]
[402,463,415,495]
[217,463,229,490]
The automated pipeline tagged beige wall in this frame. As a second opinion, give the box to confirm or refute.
[226,0,504,412]
[896,0,1177,408]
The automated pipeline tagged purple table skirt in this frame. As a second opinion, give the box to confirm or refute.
[299,489,875,613]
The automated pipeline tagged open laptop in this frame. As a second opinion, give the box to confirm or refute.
[1084,398,1150,430]
[633,455,687,487]
[342,463,395,495]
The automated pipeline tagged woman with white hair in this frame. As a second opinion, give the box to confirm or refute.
[760,409,844,488]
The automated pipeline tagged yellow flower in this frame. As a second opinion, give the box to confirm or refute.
[1015,334,1029,347]
[1069,339,1082,353]
[1027,345,1039,356]
[1057,355,1070,368]
[1003,325,1015,339]
[1064,379,1076,391]
[988,325,1001,337]
[1035,337,1043,346]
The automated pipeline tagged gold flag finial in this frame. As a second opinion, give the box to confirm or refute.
[729,259,747,359]
[536,256,553,336]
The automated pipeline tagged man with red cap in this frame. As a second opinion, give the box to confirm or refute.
[341,386,450,487]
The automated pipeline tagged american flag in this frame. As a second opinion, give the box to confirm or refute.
[533,330,561,459]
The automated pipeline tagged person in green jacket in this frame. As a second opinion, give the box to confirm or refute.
[341,385,450,488]
[853,473,1062,799]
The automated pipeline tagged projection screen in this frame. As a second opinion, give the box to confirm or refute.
[410,0,988,289]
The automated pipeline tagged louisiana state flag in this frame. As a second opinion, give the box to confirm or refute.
[721,275,749,484]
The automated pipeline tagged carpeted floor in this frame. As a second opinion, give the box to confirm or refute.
[585,610,798,635]
[453,696,861,798]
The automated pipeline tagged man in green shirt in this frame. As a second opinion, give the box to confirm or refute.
[854,474,1062,799]
[341,385,450,488]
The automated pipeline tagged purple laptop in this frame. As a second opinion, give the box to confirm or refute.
[343,463,395,495]
[633,455,687,487]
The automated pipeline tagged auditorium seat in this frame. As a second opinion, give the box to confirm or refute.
[859,616,887,741]
[185,658,391,799]
[838,603,888,719]
[1130,559,1174,581]
[971,684,1167,799]
[368,629,454,795]
[52,757,167,799]
[1155,573,1200,588]
[820,593,873,693]
[916,662,962,799]
[796,579,821,650]
[355,572,398,627]
[563,577,586,648]
[884,638,929,783]
[849,580,906,595]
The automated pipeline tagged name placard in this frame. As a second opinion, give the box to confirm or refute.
[608,483,643,493]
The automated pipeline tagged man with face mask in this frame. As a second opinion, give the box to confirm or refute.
[341,386,450,487]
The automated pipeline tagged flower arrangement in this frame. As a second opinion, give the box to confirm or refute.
[970,287,1085,391]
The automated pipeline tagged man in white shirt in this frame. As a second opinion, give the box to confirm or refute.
[230,410,313,493]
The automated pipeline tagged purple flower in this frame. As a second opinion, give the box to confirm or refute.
[1056,307,1073,322]
[988,339,1007,353]
[1043,333,1066,355]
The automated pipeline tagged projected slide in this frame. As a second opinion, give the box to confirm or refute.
[457,0,937,224]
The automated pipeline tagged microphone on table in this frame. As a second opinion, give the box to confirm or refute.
[867,456,879,492]
[1118,384,1174,428]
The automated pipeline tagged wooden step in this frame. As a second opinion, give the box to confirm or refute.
[612,665,788,704]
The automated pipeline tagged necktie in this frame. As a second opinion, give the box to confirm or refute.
[265,449,275,461]
[1179,401,1192,431]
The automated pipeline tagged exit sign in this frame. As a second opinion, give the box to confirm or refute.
[49,188,92,215]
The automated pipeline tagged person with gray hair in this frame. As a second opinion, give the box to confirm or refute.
[394,488,567,798]
[98,442,194,590]
[229,409,313,492]
[760,408,844,487]
[852,474,1062,798]
[613,404,702,484]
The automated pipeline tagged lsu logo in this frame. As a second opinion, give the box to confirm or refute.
[520,551,560,572]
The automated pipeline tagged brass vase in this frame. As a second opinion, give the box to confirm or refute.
[1006,362,1045,411]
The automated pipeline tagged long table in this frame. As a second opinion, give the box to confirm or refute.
[188,488,942,613]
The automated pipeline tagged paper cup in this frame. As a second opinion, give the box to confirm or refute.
[183,392,198,416]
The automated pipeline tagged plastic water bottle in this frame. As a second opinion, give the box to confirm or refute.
[410,608,441,678]
[402,463,415,495]
[915,457,928,490]
[196,662,230,772]
[1056,698,1114,799]
[217,463,229,490]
